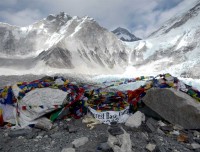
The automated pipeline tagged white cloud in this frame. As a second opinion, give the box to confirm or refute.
[133,0,198,37]
[0,0,198,37]
[0,9,43,26]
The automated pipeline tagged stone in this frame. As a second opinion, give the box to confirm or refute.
[125,111,145,128]
[173,150,180,152]
[34,117,53,130]
[146,118,158,132]
[98,134,108,143]
[156,128,165,135]
[141,132,149,141]
[33,139,39,142]
[146,143,156,152]
[191,143,200,149]
[3,133,8,137]
[97,142,113,152]
[38,131,45,137]
[139,106,163,120]
[64,143,73,148]
[143,88,200,129]
[8,129,32,138]
[50,132,63,139]
[177,134,188,143]
[194,138,200,144]
[194,131,200,138]
[173,124,184,130]
[68,126,78,133]
[170,130,180,136]
[61,148,75,152]
[157,121,166,127]
[108,122,124,136]
[18,136,24,139]
[62,124,69,130]
[36,135,43,139]
[160,125,173,132]
[107,128,132,152]
[27,133,35,139]
[72,137,89,148]
[108,127,124,136]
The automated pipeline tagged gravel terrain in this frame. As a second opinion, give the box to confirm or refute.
[0,117,197,152]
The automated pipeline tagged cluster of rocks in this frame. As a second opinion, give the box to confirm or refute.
[124,111,200,152]
[1,111,200,152]
[0,118,108,152]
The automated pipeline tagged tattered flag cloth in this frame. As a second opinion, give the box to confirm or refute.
[0,73,200,128]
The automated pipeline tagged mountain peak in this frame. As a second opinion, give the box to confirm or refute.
[112,27,141,42]
[0,13,128,74]
[46,12,72,22]
[149,1,200,37]
[114,27,129,32]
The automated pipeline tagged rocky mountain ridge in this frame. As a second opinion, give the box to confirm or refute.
[0,12,129,75]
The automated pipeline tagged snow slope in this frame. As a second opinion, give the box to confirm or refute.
[125,0,200,79]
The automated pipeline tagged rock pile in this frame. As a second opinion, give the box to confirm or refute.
[0,114,200,152]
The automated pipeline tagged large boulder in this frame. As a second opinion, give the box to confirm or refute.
[17,88,68,128]
[143,88,200,129]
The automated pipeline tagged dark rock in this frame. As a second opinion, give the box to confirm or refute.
[160,126,174,133]
[139,106,163,120]
[98,134,108,143]
[156,128,165,135]
[63,143,73,148]
[146,118,158,133]
[194,138,200,144]
[140,132,149,141]
[50,132,64,139]
[108,127,124,136]
[97,142,113,152]
[62,124,69,130]
[8,129,32,138]
[112,27,141,42]
[26,132,35,139]
[110,121,118,127]
[68,126,78,133]
[108,122,124,136]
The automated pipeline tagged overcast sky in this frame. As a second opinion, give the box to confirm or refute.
[0,0,197,38]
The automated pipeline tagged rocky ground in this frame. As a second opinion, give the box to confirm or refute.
[0,75,200,152]
[0,73,94,88]
[0,115,200,152]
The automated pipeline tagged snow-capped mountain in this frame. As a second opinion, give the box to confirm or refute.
[127,0,200,78]
[112,27,141,42]
[0,12,129,75]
